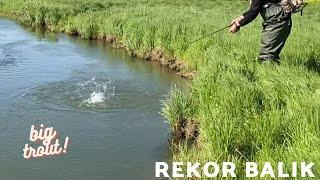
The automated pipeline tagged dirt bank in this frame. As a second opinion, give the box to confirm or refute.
[91,34,195,79]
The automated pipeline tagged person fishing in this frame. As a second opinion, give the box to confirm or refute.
[229,0,297,64]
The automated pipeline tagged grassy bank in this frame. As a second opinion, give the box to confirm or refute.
[1,0,320,179]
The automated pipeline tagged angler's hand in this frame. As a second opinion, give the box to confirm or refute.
[229,15,244,33]
[229,24,240,33]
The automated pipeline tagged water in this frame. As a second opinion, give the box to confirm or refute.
[0,19,183,179]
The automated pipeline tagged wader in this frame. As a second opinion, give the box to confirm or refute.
[259,3,292,63]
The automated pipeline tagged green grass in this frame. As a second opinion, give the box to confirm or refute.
[1,0,320,179]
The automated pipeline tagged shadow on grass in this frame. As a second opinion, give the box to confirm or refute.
[288,53,320,75]
[304,54,320,74]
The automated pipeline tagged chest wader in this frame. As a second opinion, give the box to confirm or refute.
[259,3,292,64]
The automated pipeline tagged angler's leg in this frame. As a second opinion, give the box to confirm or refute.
[259,19,292,63]
[259,5,292,64]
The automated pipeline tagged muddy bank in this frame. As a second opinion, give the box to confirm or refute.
[72,34,195,79]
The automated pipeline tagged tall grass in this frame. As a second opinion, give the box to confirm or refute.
[1,0,320,178]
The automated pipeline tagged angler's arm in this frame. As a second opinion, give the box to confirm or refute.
[229,0,262,33]
[239,0,262,26]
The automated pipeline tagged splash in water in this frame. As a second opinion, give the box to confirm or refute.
[84,91,106,104]
[79,76,116,105]
[21,74,117,109]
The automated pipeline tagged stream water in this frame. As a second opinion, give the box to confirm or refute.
[0,18,182,180]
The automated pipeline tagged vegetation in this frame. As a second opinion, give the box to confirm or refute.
[1,0,320,178]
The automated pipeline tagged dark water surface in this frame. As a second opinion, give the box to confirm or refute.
[0,18,182,180]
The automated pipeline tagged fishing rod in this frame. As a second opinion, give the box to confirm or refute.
[183,24,232,48]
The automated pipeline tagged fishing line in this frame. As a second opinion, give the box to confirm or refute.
[182,24,232,49]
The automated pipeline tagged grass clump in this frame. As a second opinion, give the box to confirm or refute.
[165,61,320,178]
